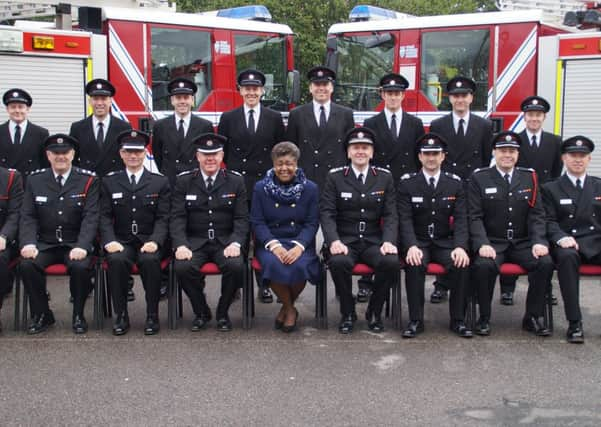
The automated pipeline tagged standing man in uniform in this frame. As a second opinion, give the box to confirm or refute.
[499,95,563,305]
[320,128,399,334]
[100,130,171,336]
[19,134,99,334]
[397,133,472,338]
[218,69,285,304]
[429,76,493,303]
[0,88,49,176]
[152,77,213,187]
[171,133,248,332]
[70,79,131,177]
[0,166,23,331]
[542,136,599,343]
[468,131,553,336]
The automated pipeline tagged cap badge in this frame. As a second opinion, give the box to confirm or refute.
[249,74,254,79]
[96,83,102,89]
[206,140,213,147]
[428,139,434,145]
[456,81,462,87]
[179,82,184,88]
[12,91,18,97]
[532,99,538,105]
[505,135,512,142]
[317,71,324,77]
[390,80,395,85]
[357,132,364,138]
[57,137,64,144]
[131,131,137,137]
[576,140,583,146]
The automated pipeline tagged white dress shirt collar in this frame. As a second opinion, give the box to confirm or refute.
[452,111,470,133]
[422,169,441,187]
[566,172,586,187]
[125,168,145,185]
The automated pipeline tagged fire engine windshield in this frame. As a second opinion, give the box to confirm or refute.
[329,33,395,111]
[234,34,288,111]
[151,27,212,110]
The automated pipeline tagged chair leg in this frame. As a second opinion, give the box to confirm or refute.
[243,261,252,329]
[544,289,553,332]
[21,286,29,332]
[13,268,20,331]
[93,263,103,330]
[168,260,177,329]
[319,263,328,329]
[392,269,402,331]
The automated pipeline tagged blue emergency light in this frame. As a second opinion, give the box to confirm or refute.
[216,5,272,22]
[349,5,398,22]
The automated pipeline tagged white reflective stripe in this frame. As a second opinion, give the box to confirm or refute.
[110,101,129,122]
[508,112,525,132]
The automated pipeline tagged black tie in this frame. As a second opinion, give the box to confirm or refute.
[56,175,63,187]
[532,135,537,148]
[130,173,136,188]
[96,122,104,147]
[429,176,436,191]
[504,173,511,187]
[357,173,364,185]
[576,178,582,191]
[248,109,255,135]
[206,176,213,191]
[457,118,465,137]
[177,119,185,140]
[14,124,21,145]
[319,106,327,130]
[391,114,398,140]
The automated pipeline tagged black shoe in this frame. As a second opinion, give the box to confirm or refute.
[475,317,491,336]
[402,320,424,338]
[338,315,355,334]
[522,315,551,337]
[566,321,584,344]
[27,311,55,335]
[282,309,299,333]
[190,314,211,332]
[430,288,447,304]
[451,320,473,338]
[112,311,130,336]
[356,288,370,303]
[216,316,233,332]
[72,315,88,334]
[366,309,384,333]
[500,292,514,306]
[259,288,273,303]
[144,315,160,335]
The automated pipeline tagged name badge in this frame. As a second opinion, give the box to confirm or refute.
[186,194,197,201]
[485,187,497,194]
[411,196,423,203]
[35,196,47,202]
[560,199,573,205]
[112,192,123,199]
[341,192,352,198]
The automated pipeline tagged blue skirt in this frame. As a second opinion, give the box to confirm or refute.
[256,240,321,287]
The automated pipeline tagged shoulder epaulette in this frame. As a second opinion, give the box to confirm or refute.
[105,170,123,177]
[177,168,198,177]
[29,168,46,175]
[149,170,164,177]
[444,172,462,181]
[374,166,391,174]
[329,166,345,174]
[516,166,535,173]
[8,168,16,172]
[400,173,415,180]
[226,169,242,177]
[472,167,490,174]
[74,167,96,176]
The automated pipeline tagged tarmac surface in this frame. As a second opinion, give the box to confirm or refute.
[1,274,601,426]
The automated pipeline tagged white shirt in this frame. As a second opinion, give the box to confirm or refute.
[566,172,586,188]
[496,167,514,183]
[351,165,369,184]
[200,170,218,187]
[243,104,261,131]
[9,120,28,143]
[53,168,71,185]
[312,100,331,125]
[174,113,191,136]
[93,115,111,142]
[126,168,144,185]
[525,129,543,147]
[422,170,441,188]
[384,108,402,137]
[452,112,470,134]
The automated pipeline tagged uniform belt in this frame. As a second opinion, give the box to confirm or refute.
[131,222,138,235]
[427,223,435,239]
[358,221,366,232]
[506,229,513,240]
[208,229,215,240]
[55,227,63,243]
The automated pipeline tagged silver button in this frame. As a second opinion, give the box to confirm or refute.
[508,207,513,211]
[361,194,365,198]
[590,226,595,230]
[208,196,212,200]
[314,150,318,154]
[569,215,574,218]
[508,222,513,226]
[359,234,363,238]
[176,160,180,163]
[242,159,247,162]
[290,221,295,226]
[431,211,435,215]
[572,229,577,233]
[59,197,64,201]
[132,208,136,212]
[452,162,457,166]
[275,203,279,208]
[209,210,213,214]
[431,198,435,202]
[209,222,213,226]
[291,204,296,208]
[508,192,512,196]
[242,171,246,175]
[132,196,136,200]
[361,209,365,212]
[58,211,62,215]
[314,164,319,168]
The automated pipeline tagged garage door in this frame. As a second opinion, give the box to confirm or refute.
[562,58,601,176]
[0,54,86,134]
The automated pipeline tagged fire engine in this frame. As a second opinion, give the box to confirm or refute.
[326,1,601,174]
[0,1,298,136]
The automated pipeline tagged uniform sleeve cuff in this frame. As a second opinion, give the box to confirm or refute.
[291,240,305,251]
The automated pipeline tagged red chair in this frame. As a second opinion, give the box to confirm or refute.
[169,261,252,330]
[249,257,328,329]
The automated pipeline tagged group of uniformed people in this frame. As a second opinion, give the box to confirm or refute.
[0,64,599,344]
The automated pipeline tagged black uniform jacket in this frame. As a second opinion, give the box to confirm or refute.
[218,105,285,196]
[0,121,49,176]
[397,171,468,251]
[151,114,213,186]
[542,174,601,260]
[320,165,397,247]
[70,115,132,176]
[364,110,425,183]
[0,168,23,243]
[100,169,170,248]
[468,166,547,253]
[517,130,562,184]
[429,113,493,180]
[170,168,249,251]
[286,102,355,189]
[20,167,99,252]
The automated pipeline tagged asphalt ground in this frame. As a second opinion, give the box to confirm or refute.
[1,274,601,426]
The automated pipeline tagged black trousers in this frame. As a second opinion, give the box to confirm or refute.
[174,241,244,319]
[404,246,468,322]
[553,248,601,322]
[328,241,399,317]
[20,246,94,317]
[106,243,162,316]
[471,245,553,318]
[0,246,16,306]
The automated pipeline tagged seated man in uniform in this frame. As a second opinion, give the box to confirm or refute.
[468,131,554,336]
[320,127,399,334]
[19,134,99,334]
[100,130,171,336]
[397,133,472,338]
[171,133,248,332]
[542,136,600,344]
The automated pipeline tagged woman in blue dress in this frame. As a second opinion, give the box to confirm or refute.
[250,142,320,332]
